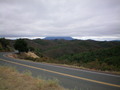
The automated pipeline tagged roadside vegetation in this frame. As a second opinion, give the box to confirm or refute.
[0,66,67,90]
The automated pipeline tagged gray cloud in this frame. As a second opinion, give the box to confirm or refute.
[0,0,120,40]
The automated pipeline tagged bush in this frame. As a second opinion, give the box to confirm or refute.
[14,39,28,53]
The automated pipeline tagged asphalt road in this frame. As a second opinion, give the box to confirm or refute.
[0,52,120,90]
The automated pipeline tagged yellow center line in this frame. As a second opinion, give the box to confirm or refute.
[0,58,120,88]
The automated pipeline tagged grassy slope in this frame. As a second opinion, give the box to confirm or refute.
[0,66,67,90]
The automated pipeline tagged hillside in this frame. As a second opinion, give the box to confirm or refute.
[7,38,120,71]
[58,46,120,71]
[30,39,120,58]
[9,39,120,59]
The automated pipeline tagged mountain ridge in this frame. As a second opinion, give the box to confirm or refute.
[44,36,74,40]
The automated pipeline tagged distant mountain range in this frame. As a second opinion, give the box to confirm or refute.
[44,37,74,40]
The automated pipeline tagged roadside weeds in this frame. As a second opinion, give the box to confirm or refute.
[0,66,68,90]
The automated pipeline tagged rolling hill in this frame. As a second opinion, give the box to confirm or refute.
[6,38,120,71]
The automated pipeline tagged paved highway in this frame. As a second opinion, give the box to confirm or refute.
[0,52,120,90]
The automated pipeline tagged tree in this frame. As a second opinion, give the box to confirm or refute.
[14,39,28,53]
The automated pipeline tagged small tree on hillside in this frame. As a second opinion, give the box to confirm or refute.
[14,39,28,53]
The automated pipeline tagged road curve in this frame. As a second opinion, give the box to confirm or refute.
[0,52,120,90]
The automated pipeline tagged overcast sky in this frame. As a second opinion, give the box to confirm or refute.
[0,0,120,40]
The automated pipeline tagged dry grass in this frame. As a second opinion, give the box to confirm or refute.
[25,52,39,58]
[8,52,39,59]
[0,66,68,90]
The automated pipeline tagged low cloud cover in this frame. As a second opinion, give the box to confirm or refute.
[0,0,120,40]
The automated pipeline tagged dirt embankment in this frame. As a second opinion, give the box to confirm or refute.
[8,52,39,59]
